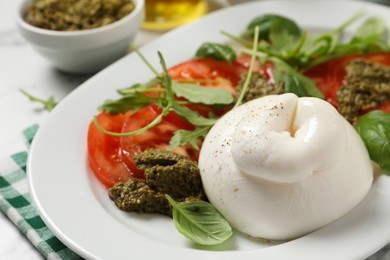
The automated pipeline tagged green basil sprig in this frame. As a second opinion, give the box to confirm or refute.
[244,14,301,41]
[195,42,237,63]
[165,195,233,246]
[355,110,390,175]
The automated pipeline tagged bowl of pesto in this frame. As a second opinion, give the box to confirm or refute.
[16,0,144,74]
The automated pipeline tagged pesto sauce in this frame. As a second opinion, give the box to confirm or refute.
[337,59,390,124]
[108,150,206,216]
[25,0,135,31]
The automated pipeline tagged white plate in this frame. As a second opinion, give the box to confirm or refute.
[28,1,390,259]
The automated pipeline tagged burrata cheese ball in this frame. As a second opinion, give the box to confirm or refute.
[199,93,373,240]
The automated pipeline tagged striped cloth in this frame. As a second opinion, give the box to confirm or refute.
[0,125,81,259]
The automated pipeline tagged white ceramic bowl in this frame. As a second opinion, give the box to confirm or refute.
[17,0,144,74]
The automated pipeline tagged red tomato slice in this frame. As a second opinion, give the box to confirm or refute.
[87,112,132,188]
[234,54,275,84]
[304,52,390,114]
[168,57,247,116]
[120,105,198,179]
[168,58,244,95]
[380,102,390,114]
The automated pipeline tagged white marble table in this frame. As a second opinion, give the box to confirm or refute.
[0,0,389,259]
[0,1,229,259]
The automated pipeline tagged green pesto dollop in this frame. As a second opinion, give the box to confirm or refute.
[236,71,285,103]
[108,150,206,216]
[337,59,390,124]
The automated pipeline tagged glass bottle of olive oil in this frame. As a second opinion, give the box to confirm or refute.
[143,0,208,31]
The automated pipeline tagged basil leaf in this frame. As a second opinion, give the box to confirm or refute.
[245,14,301,40]
[195,42,236,63]
[172,81,234,105]
[165,195,233,245]
[269,20,301,55]
[168,126,210,150]
[355,110,390,175]
[99,93,158,115]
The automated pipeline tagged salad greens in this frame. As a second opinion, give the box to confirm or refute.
[355,111,390,175]
[95,50,233,149]
[93,11,390,246]
[96,11,390,172]
[240,10,389,68]
[165,195,233,246]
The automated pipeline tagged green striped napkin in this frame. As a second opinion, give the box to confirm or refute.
[0,125,81,260]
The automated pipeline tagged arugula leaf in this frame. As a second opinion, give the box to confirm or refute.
[159,51,175,110]
[271,58,324,98]
[130,43,160,76]
[168,105,217,150]
[93,52,174,137]
[355,110,390,175]
[351,16,387,44]
[173,104,217,126]
[244,14,301,41]
[195,42,237,63]
[334,16,390,55]
[234,25,261,108]
[117,78,161,95]
[165,194,232,245]
[172,81,234,105]
[20,89,58,112]
[320,16,389,63]
[99,93,158,114]
[168,126,210,150]
[300,13,390,68]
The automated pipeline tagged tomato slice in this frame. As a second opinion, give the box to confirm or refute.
[120,105,198,179]
[87,112,132,188]
[168,57,247,116]
[304,52,390,113]
[168,58,244,94]
[88,58,248,187]
[234,54,275,84]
